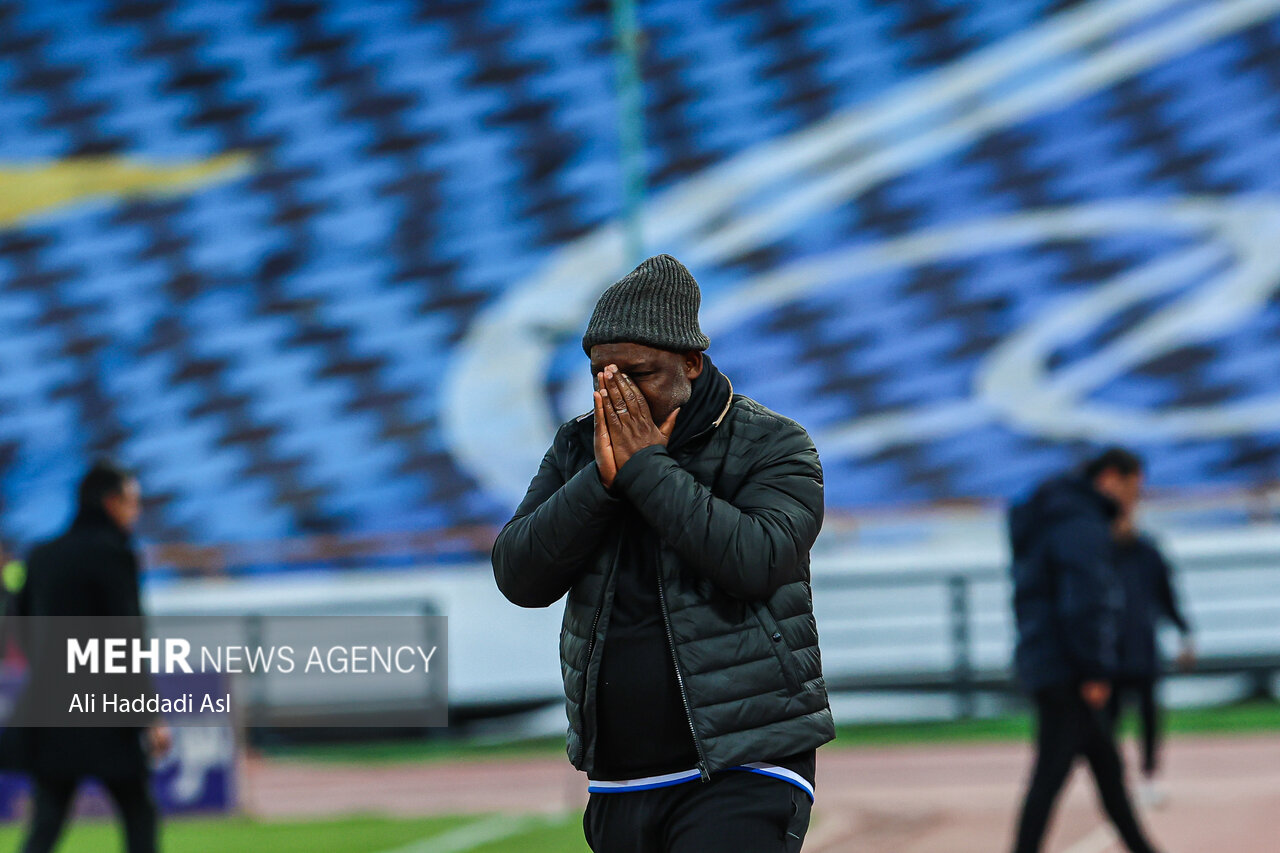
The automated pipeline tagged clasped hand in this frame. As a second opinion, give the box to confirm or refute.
[593,365,679,490]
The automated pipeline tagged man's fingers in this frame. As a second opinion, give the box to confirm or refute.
[620,374,653,419]
[659,407,680,438]
[594,388,618,449]
[593,391,609,439]
[593,391,617,487]
[620,373,639,405]
[604,371,630,419]
[603,380,627,428]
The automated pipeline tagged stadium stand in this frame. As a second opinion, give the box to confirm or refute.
[2,0,1280,563]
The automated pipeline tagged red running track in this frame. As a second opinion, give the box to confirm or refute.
[241,734,1280,851]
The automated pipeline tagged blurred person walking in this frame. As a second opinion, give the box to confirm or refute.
[1110,463,1195,809]
[2,460,171,853]
[1008,448,1164,853]
[493,255,832,853]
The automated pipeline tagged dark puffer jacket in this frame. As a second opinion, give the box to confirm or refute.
[1009,474,1123,692]
[492,395,834,778]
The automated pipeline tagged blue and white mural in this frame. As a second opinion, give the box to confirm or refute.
[2,0,1280,548]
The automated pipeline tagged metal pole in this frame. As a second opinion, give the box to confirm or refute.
[948,575,975,718]
[423,603,447,726]
[245,611,266,728]
[611,0,646,264]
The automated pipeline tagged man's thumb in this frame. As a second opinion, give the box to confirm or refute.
[660,407,680,437]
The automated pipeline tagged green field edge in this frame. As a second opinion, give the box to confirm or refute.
[0,813,592,853]
[261,699,1280,766]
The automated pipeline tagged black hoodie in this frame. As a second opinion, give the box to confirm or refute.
[1009,474,1123,691]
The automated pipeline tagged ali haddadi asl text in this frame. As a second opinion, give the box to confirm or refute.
[67,692,230,715]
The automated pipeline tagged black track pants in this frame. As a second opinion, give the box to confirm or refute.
[21,775,157,853]
[1012,685,1161,853]
[1109,677,1161,776]
[584,771,811,853]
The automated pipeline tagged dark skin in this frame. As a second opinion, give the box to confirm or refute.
[589,343,704,490]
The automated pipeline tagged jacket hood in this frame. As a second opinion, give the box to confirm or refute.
[1009,473,1117,559]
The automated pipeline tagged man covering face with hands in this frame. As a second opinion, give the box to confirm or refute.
[493,254,833,853]
[591,353,684,489]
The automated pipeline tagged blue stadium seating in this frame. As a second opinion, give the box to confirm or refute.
[1,0,1280,557]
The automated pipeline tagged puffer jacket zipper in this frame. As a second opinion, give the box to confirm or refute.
[656,567,711,780]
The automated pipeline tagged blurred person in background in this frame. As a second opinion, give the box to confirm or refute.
[493,255,832,853]
[1,460,171,853]
[1109,456,1195,809]
[1008,448,1164,853]
[0,544,26,667]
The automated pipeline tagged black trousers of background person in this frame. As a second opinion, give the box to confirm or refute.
[1012,685,1161,853]
[1108,677,1161,776]
[21,775,157,853]
[584,770,811,853]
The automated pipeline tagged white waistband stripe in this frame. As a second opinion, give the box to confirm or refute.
[732,763,815,800]
[587,769,703,792]
[587,763,814,800]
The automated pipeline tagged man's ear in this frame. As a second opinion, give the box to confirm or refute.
[684,351,704,381]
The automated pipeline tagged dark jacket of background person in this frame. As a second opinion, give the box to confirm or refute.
[492,393,835,779]
[1009,474,1124,692]
[1114,535,1190,678]
[1,501,151,781]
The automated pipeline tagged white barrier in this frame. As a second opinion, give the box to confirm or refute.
[145,522,1280,717]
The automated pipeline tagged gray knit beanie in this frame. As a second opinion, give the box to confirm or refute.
[581,254,711,355]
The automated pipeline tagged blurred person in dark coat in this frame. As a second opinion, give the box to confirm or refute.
[1110,477,1195,809]
[5,460,170,853]
[1007,448,1163,853]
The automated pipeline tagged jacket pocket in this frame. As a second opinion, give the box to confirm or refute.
[754,603,803,693]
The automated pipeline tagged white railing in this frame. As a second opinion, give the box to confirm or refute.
[144,522,1280,720]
